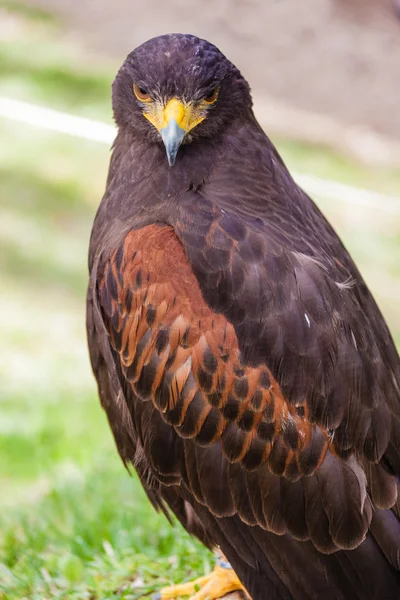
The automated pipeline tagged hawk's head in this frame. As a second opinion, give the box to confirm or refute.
[112,34,252,166]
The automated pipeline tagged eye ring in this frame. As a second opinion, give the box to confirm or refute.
[203,87,219,104]
[133,83,152,103]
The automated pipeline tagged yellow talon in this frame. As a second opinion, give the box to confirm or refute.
[156,564,246,599]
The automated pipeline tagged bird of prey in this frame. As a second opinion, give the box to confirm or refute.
[87,33,400,600]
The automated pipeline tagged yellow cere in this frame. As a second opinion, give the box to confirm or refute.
[143,98,207,134]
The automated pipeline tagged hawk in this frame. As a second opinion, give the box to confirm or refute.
[87,34,400,600]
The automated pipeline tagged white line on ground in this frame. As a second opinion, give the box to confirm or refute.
[0,96,115,144]
[294,173,400,215]
[1,96,399,214]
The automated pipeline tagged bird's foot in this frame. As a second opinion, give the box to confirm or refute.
[155,559,246,599]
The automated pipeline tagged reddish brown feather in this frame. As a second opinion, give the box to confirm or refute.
[100,224,331,480]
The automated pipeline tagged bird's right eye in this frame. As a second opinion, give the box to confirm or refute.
[203,87,219,104]
[133,83,152,102]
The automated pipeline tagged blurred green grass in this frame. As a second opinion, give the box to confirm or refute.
[0,4,399,599]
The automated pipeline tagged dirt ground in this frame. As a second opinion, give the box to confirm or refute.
[26,0,400,161]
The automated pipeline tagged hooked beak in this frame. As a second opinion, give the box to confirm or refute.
[160,119,186,167]
[143,97,205,167]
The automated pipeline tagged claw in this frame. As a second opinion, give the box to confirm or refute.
[156,563,245,599]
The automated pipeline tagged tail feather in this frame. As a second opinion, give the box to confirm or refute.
[370,508,400,570]
[337,532,400,600]
[191,499,400,600]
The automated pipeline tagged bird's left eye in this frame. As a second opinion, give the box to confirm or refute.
[203,88,219,104]
[133,83,152,102]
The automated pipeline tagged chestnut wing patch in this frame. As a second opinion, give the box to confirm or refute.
[97,224,375,552]
[100,225,329,476]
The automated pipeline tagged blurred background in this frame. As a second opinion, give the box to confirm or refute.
[0,1,399,598]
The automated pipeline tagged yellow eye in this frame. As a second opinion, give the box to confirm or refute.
[133,83,152,103]
[203,87,219,104]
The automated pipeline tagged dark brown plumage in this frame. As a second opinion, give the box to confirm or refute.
[87,34,400,599]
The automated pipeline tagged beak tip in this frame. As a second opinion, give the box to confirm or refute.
[160,119,186,167]
[166,154,176,168]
